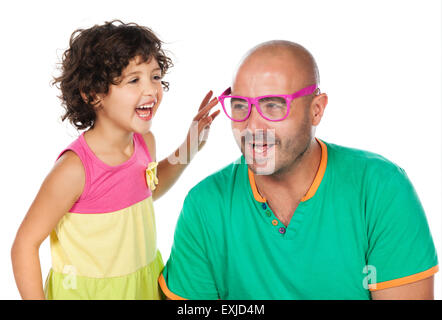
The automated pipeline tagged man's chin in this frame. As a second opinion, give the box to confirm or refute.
[246,157,277,176]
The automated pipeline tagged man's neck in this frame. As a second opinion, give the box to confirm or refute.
[253,138,322,226]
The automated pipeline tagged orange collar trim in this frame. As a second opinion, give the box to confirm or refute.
[248,138,328,203]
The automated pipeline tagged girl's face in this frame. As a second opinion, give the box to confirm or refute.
[96,55,163,135]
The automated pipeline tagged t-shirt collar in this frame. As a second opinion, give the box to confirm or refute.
[248,137,328,203]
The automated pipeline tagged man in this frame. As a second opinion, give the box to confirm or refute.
[158,41,438,299]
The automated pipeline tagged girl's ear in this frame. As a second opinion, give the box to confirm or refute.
[80,91,103,109]
[80,91,89,104]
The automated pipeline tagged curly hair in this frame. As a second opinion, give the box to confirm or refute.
[53,20,173,130]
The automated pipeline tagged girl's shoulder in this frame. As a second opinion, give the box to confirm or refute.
[138,131,156,162]
[31,150,86,221]
[56,149,84,171]
[52,150,86,199]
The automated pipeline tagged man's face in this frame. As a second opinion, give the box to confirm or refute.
[231,52,314,176]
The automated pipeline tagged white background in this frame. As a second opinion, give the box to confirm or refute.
[0,0,440,299]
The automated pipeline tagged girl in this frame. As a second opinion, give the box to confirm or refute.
[11,20,220,300]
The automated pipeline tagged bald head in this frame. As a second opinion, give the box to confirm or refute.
[232,40,320,95]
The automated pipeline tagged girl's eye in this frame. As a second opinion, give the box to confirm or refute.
[153,75,162,81]
[129,78,139,84]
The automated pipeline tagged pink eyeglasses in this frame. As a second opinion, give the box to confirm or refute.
[218,84,319,122]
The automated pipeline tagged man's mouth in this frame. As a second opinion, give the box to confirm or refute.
[236,129,278,163]
[247,142,276,158]
[135,102,155,121]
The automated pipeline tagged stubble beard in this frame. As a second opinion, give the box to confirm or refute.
[270,133,311,179]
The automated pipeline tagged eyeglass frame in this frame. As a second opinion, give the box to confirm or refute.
[218,84,319,122]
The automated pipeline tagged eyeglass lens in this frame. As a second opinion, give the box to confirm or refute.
[225,96,288,121]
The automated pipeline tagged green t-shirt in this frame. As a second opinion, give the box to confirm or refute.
[160,139,438,299]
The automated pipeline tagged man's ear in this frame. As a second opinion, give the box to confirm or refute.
[311,93,328,126]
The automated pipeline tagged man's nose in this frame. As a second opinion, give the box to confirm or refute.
[245,103,266,131]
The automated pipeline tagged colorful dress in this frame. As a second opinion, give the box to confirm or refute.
[44,132,163,299]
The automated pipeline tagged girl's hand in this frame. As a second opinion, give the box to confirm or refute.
[184,91,220,162]
[154,91,220,200]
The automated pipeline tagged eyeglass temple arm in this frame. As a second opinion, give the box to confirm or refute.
[290,84,319,99]
[221,85,319,98]
[220,87,232,96]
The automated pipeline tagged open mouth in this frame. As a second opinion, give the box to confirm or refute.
[247,142,276,158]
[135,102,155,121]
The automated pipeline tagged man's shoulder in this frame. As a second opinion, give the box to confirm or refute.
[179,158,245,227]
[187,157,244,199]
[324,139,405,178]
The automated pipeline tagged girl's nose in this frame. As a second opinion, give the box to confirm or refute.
[142,79,158,97]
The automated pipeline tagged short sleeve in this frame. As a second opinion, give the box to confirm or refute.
[159,192,219,300]
[365,167,438,291]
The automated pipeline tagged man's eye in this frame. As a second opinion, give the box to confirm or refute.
[233,103,247,110]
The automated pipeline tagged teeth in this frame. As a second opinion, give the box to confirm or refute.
[251,143,274,153]
[138,103,154,109]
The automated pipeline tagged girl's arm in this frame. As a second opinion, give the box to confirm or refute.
[145,91,220,201]
[11,151,85,299]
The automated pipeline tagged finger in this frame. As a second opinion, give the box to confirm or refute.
[198,91,213,111]
[202,110,220,127]
[197,110,220,133]
[198,115,212,131]
[198,112,215,131]
[194,97,219,121]
[209,110,221,121]
[198,94,217,112]
[198,109,220,133]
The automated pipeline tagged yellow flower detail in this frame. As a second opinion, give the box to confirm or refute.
[145,161,159,191]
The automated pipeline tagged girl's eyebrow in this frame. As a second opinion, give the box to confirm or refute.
[123,67,162,78]
[123,71,142,78]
